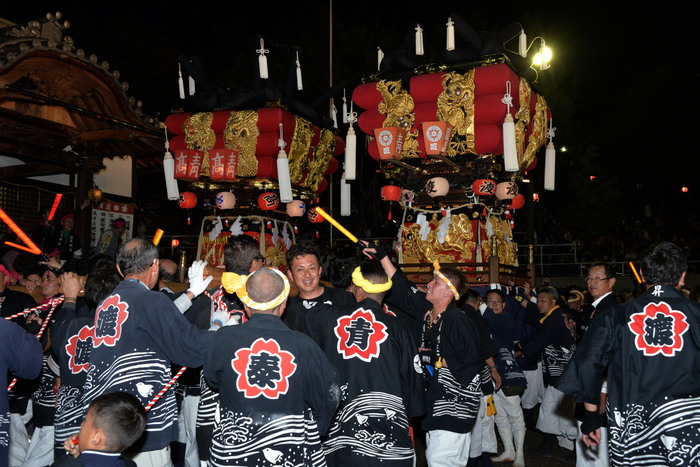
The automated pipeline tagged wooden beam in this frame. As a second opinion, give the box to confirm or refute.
[0,162,71,178]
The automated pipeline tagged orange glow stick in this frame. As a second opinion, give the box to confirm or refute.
[628,261,642,284]
[314,207,358,243]
[0,208,42,255]
[153,228,164,245]
[48,193,63,221]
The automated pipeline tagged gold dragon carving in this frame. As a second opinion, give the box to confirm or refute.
[436,70,476,156]
[223,110,259,177]
[184,112,216,176]
[376,80,419,158]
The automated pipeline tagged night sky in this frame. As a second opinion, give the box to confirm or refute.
[3,1,699,237]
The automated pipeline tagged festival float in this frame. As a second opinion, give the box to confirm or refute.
[162,14,556,285]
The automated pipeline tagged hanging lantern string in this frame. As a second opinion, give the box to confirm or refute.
[501,81,513,114]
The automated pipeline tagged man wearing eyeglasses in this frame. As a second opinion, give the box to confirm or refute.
[558,242,700,466]
[585,262,618,324]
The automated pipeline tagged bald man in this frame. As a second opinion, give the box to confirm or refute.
[204,268,340,466]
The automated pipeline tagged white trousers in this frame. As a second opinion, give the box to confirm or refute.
[425,430,471,467]
[576,420,610,467]
[469,395,497,457]
[178,393,200,467]
[536,385,578,450]
[521,362,545,409]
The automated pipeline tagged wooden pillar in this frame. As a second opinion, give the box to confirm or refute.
[488,234,499,284]
[76,166,93,258]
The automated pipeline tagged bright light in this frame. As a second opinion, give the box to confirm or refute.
[682,187,689,193]
[560,146,567,152]
[532,46,552,69]
[590,176,596,181]
[533,193,540,202]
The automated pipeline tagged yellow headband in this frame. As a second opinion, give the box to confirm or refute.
[351,266,392,294]
[221,268,290,310]
[433,260,460,301]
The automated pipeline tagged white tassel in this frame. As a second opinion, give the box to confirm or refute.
[503,114,518,171]
[340,172,351,216]
[177,63,185,100]
[544,141,556,191]
[446,17,455,51]
[163,129,180,200]
[295,50,303,91]
[277,123,293,202]
[257,38,269,79]
[377,47,384,71]
[345,127,356,181]
[415,24,424,55]
[188,75,195,96]
[345,102,357,180]
[502,81,518,172]
[518,29,527,58]
[342,89,348,124]
[544,119,556,190]
[330,99,338,129]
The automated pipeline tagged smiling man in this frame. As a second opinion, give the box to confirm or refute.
[283,240,354,332]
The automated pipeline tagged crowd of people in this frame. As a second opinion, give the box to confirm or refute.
[1,231,699,467]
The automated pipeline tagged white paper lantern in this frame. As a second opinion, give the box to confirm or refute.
[426,177,449,197]
[286,200,306,217]
[215,191,236,209]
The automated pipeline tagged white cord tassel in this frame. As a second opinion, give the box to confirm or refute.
[345,102,357,180]
[163,128,180,200]
[188,75,195,96]
[277,123,293,202]
[544,119,556,190]
[539,39,550,70]
[340,171,351,216]
[257,38,269,79]
[330,99,338,129]
[295,50,303,91]
[177,63,185,100]
[415,24,424,55]
[342,89,348,124]
[518,29,527,58]
[377,47,384,71]
[446,18,455,51]
[502,81,518,172]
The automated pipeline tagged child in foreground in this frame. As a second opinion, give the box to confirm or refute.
[51,392,146,467]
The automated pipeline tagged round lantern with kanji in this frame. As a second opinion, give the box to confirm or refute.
[426,177,449,198]
[215,191,236,210]
[495,181,519,200]
[472,179,496,197]
[257,192,280,211]
[307,207,324,223]
[178,192,197,209]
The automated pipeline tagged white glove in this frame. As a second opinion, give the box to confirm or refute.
[187,260,213,297]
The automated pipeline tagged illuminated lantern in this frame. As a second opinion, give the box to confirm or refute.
[380,185,402,202]
[178,192,197,209]
[373,127,406,160]
[171,238,180,248]
[510,193,525,210]
[307,207,324,223]
[286,200,306,217]
[421,121,453,155]
[495,181,518,200]
[88,186,103,204]
[215,191,236,210]
[257,192,280,211]
[472,179,496,197]
[425,177,449,197]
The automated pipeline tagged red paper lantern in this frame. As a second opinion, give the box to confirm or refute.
[178,192,197,209]
[257,192,279,211]
[171,238,180,248]
[373,127,406,160]
[381,185,402,202]
[511,193,525,210]
[307,207,324,223]
[421,121,453,155]
[472,179,496,197]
